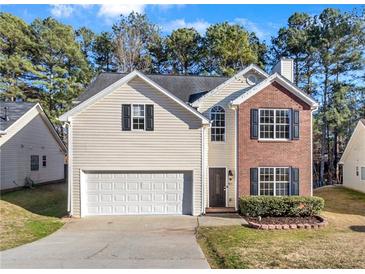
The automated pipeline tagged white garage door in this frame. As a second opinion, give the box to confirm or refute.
[83,171,192,216]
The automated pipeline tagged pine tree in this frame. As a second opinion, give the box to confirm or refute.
[0,12,37,101]
[29,17,92,124]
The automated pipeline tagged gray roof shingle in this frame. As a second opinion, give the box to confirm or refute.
[0,102,36,131]
[75,72,229,104]
[361,119,365,126]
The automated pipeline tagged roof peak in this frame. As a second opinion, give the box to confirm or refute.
[99,71,229,79]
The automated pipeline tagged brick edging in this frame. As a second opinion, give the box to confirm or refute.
[246,216,327,230]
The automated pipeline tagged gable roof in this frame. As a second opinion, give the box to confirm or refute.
[339,119,365,164]
[0,102,66,152]
[60,70,211,124]
[0,102,36,131]
[75,72,228,105]
[230,73,318,109]
[191,64,269,107]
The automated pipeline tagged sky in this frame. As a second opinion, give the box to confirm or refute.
[0,4,361,42]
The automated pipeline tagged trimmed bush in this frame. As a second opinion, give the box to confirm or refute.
[239,196,324,217]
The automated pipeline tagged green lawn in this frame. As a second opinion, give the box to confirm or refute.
[0,183,67,251]
[197,186,365,269]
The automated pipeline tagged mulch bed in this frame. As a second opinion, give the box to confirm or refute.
[243,215,327,230]
[246,216,320,225]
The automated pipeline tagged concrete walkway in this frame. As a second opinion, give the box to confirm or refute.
[0,216,209,269]
[198,213,247,227]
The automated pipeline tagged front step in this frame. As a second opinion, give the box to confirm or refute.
[205,207,237,214]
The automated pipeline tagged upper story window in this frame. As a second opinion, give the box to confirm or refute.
[122,104,154,131]
[132,104,145,130]
[211,106,225,142]
[42,155,47,167]
[259,109,290,140]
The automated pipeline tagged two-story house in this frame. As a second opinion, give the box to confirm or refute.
[59,58,318,217]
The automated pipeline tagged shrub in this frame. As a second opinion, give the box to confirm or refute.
[239,196,325,217]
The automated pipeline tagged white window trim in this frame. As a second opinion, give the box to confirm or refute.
[258,167,290,196]
[258,108,291,141]
[30,155,40,171]
[210,105,226,143]
[42,155,47,168]
[131,104,146,131]
[361,167,365,181]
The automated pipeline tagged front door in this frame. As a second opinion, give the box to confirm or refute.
[209,168,226,207]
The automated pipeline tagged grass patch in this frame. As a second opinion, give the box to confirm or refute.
[1,183,67,217]
[0,183,66,251]
[197,186,365,268]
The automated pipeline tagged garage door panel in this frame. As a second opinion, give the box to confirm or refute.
[84,171,192,215]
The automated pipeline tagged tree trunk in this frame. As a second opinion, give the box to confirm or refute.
[320,67,329,185]
[333,130,339,183]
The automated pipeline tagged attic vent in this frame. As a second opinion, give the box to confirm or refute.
[247,74,258,86]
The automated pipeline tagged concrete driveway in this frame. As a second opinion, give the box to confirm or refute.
[0,216,209,269]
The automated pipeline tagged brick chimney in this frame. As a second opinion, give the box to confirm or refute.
[272,57,294,82]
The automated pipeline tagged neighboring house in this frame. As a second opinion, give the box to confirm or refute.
[59,58,318,217]
[0,102,66,191]
[339,119,365,193]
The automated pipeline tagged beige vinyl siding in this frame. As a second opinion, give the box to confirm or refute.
[71,77,204,216]
[342,124,365,193]
[0,109,65,190]
[198,72,264,207]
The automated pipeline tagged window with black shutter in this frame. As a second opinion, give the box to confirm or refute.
[290,167,300,195]
[122,104,131,131]
[250,168,259,195]
[250,109,259,139]
[122,104,154,131]
[145,104,154,131]
[292,109,300,140]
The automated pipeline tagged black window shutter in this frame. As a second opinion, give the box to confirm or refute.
[250,168,259,195]
[292,109,300,140]
[250,109,259,139]
[290,167,300,195]
[122,104,131,131]
[146,104,154,131]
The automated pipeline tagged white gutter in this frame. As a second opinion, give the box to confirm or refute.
[201,127,205,214]
[234,106,238,210]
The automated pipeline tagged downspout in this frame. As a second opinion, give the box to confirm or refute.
[201,127,204,215]
[310,106,318,196]
[65,120,73,216]
[235,106,239,210]
[201,126,206,215]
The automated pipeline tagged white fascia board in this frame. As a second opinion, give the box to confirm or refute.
[59,70,210,125]
[35,104,67,153]
[191,64,269,107]
[231,73,318,109]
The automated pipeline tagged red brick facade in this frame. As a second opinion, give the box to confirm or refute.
[238,82,312,196]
